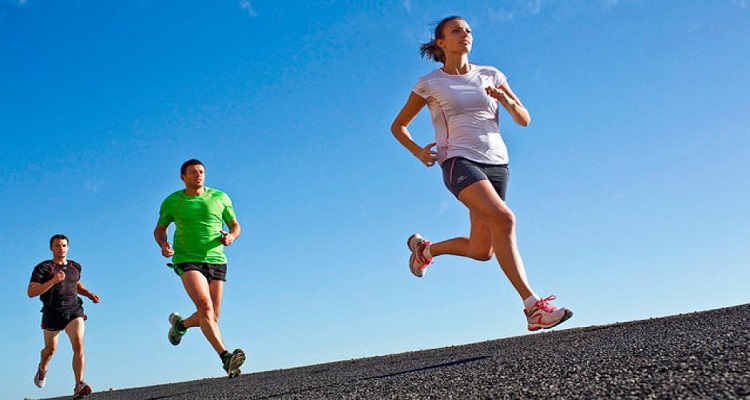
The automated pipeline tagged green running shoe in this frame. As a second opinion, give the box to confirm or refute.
[168,312,186,346]
[222,349,246,378]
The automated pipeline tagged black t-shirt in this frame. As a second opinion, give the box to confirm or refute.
[30,260,81,312]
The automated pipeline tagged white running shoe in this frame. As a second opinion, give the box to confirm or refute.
[407,233,432,277]
[33,365,47,388]
[525,295,573,331]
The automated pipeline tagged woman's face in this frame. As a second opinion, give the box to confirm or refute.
[437,18,472,55]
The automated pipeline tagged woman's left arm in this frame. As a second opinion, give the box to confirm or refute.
[486,81,531,127]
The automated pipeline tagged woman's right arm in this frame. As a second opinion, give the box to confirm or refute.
[391,92,438,167]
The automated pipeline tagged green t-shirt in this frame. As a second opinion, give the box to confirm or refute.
[157,187,236,264]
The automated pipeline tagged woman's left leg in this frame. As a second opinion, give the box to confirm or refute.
[429,210,494,261]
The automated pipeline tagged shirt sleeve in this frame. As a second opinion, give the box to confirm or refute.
[157,197,174,227]
[412,78,430,99]
[30,263,49,284]
[494,68,507,87]
[221,193,236,224]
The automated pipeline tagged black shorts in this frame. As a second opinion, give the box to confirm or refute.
[173,262,227,282]
[42,302,86,331]
[442,157,509,200]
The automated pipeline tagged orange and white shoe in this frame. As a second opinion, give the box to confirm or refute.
[525,295,573,331]
[407,233,432,277]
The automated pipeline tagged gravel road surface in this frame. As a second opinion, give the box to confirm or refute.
[38,303,749,400]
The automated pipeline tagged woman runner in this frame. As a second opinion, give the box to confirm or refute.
[390,16,572,331]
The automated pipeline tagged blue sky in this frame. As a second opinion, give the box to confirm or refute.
[2,0,749,398]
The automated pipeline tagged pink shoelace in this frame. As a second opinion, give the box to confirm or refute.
[535,295,559,313]
[418,241,433,269]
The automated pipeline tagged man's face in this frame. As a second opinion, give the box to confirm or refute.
[181,164,206,190]
[50,238,69,259]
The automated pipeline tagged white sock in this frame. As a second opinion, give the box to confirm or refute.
[422,244,432,259]
[524,295,540,311]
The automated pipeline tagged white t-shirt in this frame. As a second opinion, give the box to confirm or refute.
[413,65,508,165]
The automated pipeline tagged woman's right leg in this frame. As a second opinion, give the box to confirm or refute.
[454,180,534,300]
[458,180,572,329]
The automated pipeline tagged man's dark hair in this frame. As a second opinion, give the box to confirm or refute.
[181,159,204,176]
[49,234,69,247]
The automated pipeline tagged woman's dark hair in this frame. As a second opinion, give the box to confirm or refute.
[420,16,463,64]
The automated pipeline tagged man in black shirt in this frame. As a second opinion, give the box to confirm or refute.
[28,234,100,399]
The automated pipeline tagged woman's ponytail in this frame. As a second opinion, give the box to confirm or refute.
[419,16,462,64]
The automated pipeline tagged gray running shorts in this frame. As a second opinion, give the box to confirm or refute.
[441,157,509,200]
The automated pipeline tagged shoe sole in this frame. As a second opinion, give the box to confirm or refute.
[168,313,184,346]
[34,367,47,388]
[407,234,426,277]
[528,309,573,331]
[227,350,246,378]
[408,254,425,277]
[168,328,182,346]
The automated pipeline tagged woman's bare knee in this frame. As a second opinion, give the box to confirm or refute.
[486,209,515,234]
[468,250,494,261]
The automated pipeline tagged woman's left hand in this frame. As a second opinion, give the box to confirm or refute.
[485,85,513,106]
[485,82,531,126]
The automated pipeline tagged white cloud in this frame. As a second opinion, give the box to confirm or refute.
[602,0,619,8]
[239,0,258,17]
[85,179,99,195]
[486,7,516,21]
[733,0,749,9]
[486,0,542,21]
[403,0,412,14]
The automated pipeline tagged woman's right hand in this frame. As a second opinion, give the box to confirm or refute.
[415,142,438,167]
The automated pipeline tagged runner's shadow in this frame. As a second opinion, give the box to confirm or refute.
[364,355,491,380]
[253,356,491,399]
[143,392,193,400]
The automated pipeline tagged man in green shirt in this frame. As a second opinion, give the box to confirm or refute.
[154,159,245,378]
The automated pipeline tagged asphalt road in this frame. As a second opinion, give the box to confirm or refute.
[40,303,750,400]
